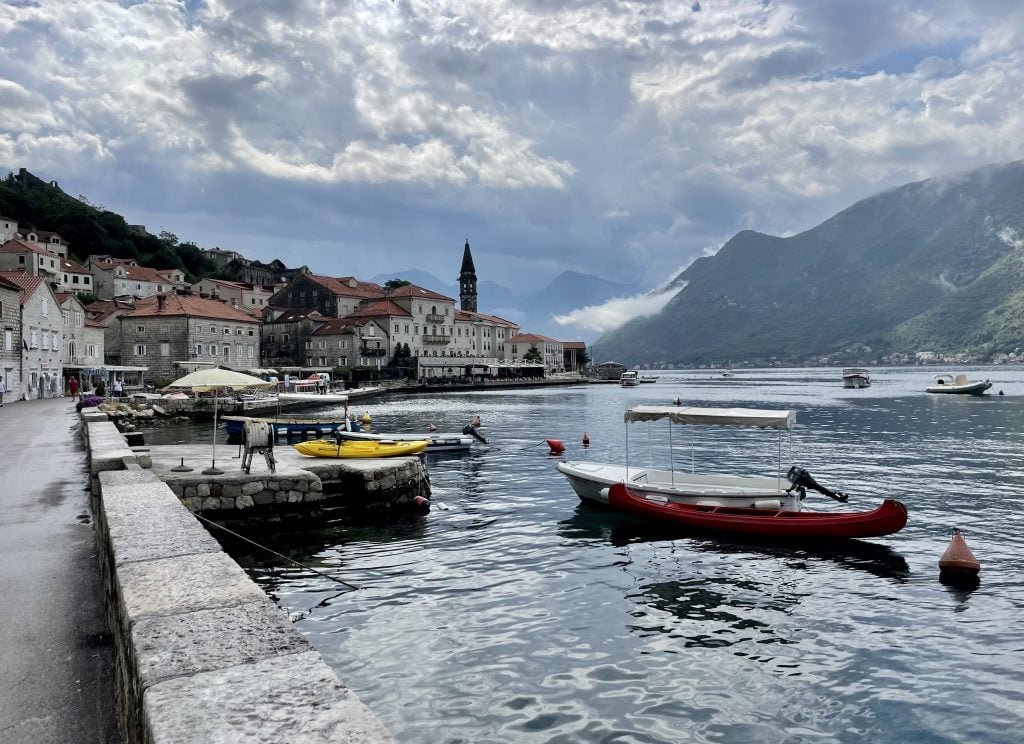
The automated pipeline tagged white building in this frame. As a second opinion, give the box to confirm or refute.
[0,239,61,279]
[504,333,564,372]
[86,255,187,300]
[0,271,64,399]
[191,278,276,313]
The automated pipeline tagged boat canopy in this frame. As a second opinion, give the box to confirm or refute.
[624,406,796,430]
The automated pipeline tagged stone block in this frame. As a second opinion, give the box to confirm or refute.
[143,651,395,743]
[222,483,242,498]
[253,491,274,506]
[197,483,210,497]
[219,496,235,510]
[241,480,264,496]
[237,494,254,509]
[201,497,220,511]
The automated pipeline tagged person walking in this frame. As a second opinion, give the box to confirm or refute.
[0,377,6,407]
[112,378,123,398]
[68,376,79,400]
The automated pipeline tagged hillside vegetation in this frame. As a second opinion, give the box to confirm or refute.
[594,160,1024,366]
[0,171,217,280]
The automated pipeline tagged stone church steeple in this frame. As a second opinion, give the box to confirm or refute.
[459,238,478,312]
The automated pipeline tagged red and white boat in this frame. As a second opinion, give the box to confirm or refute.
[607,483,908,539]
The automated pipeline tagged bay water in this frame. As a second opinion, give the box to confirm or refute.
[146,367,1024,743]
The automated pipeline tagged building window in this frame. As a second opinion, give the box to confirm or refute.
[72,275,79,284]
[160,323,170,332]
[248,329,254,336]
[42,333,48,350]
[223,346,230,358]
[160,342,170,356]
[62,310,69,326]
[52,332,58,349]
[135,343,146,355]
[84,277,90,285]
[3,329,10,351]
[86,343,96,358]
[137,325,145,333]
[195,343,203,356]
[75,312,82,328]
[248,346,254,358]
[41,298,48,316]
[68,340,77,359]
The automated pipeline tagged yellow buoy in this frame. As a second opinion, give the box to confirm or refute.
[361,411,372,425]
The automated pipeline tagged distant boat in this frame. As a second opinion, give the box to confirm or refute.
[842,368,871,388]
[620,370,640,387]
[721,370,734,379]
[926,374,992,395]
[639,374,659,383]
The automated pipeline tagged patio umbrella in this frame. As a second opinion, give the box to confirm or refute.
[166,369,275,474]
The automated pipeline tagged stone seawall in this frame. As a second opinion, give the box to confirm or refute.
[83,417,396,743]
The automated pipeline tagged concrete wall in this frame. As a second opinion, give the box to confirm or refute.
[83,417,395,743]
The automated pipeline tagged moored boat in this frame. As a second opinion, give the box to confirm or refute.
[606,483,908,539]
[557,406,815,511]
[926,374,992,395]
[620,370,640,387]
[277,391,351,403]
[223,415,349,438]
[292,438,430,458]
[338,429,477,453]
[639,375,659,383]
[842,368,871,388]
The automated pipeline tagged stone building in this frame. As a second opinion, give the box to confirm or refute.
[306,317,389,370]
[504,333,564,372]
[0,239,61,278]
[84,298,137,365]
[0,215,18,243]
[56,293,105,372]
[0,271,64,398]
[86,255,186,300]
[56,257,95,295]
[119,292,261,380]
[0,274,22,397]
[260,308,328,368]
[191,278,276,313]
[268,274,384,318]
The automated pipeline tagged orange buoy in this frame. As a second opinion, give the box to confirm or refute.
[582,432,590,446]
[472,415,482,427]
[546,439,565,454]
[939,529,980,578]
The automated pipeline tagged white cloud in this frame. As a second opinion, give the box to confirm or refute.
[553,282,683,334]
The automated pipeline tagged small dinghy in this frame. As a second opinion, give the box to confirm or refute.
[292,439,429,458]
[606,483,908,539]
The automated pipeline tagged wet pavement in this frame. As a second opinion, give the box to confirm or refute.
[0,397,119,743]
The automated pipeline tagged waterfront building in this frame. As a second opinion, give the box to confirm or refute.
[0,274,22,397]
[504,333,565,372]
[260,307,329,368]
[84,298,138,365]
[268,273,385,318]
[56,292,105,372]
[119,292,261,380]
[307,317,389,370]
[0,270,64,398]
[561,341,588,373]
[191,278,276,312]
[0,238,61,278]
[86,255,187,300]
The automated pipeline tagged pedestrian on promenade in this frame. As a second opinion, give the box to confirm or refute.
[68,376,79,400]
[113,378,123,398]
[0,377,6,406]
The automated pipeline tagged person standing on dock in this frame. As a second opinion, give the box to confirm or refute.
[112,378,123,398]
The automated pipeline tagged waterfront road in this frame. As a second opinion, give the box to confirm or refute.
[0,397,119,743]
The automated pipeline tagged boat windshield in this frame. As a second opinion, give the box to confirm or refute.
[624,406,796,429]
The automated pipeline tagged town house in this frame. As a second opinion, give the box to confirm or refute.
[306,317,389,370]
[0,271,64,398]
[87,255,187,300]
[84,298,137,365]
[269,274,384,318]
[56,293,105,372]
[56,257,95,295]
[191,278,277,312]
[0,239,61,279]
[504,333,565,372]
[0,274,22,397]
[260,308,328,368]
[119,293,261,381]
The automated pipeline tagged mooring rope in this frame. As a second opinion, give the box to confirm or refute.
[193,513,359,590]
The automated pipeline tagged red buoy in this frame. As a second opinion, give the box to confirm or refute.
[939,529,980,578]
[412,495,431,514]
[546,439,565,454]
[582,432,590,446]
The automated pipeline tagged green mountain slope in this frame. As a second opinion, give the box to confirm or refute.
[595,160,1024,366]
[0,171,217,280]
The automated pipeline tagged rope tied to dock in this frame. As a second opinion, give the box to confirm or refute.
[193,513,359,590]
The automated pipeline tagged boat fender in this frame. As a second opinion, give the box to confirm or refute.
[546,438,565,454]
[361,412,372,425]
[599,487,610,501]
[412,495,431,514]
[753,499,781,510]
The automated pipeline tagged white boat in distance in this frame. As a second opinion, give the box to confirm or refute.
[842,368,871,388]
[926,374,992,395]
[620,370,640,387]
[639,374,659,383]
[557,405,812,511]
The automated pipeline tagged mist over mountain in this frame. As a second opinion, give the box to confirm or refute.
[371,269,636,340]
[594,160,1024,367]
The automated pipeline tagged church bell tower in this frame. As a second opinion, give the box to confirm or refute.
[459,238,478,312]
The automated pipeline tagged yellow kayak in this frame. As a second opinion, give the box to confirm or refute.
[292,439,430,458]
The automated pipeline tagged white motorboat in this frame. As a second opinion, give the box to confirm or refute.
[842,368,871,388]
[639,375,659,383]
[337,429,477,453]
[620,370,640,387]
[277,391,350,403]
[556,405,831,511]
[926,374,992,395]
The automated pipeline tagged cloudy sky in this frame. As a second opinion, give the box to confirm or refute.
[1,0,1023,333]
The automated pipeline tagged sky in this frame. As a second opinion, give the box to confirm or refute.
[1,0,1023,335]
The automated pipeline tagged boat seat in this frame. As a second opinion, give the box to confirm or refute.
[954,374,968,385]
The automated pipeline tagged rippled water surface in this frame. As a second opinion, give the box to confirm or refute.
[154,368,1024,742]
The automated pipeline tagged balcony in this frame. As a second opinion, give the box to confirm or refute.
[425,313,446,324]
[361,346,387,356]
[422,335,452,345]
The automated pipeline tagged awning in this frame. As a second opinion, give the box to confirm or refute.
[625,406,796,430]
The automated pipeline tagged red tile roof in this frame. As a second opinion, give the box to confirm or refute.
[0,270,47,303]
[310,318,362,336]
[562,341,587,349]
[509,333,559,344]
[345,299,411,319]
[122,292,260,322]
[305,274,385,299]
[60,258,91,274]
[454,309,518,327]
[1,238,51,256]
[0,274,23,293]
[385,283,454,302]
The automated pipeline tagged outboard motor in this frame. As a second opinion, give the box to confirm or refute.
[786,466,849,503]
[462,424,488,444]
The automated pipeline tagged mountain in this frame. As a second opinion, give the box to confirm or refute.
[593,160,1024,366]
[372,269,636,339]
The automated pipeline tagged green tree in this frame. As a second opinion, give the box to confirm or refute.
[524,346,543,364]
[384,279,411,290]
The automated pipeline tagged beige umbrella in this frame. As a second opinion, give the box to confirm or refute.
[167,368,275,474]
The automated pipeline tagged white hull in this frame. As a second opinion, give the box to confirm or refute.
[277,392,350,403]
[842,368,871,388]
[556,460,804,511]
[926,381,992,395]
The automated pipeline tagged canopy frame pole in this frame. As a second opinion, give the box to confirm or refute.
[669,420,674,486]
[776,430,782,488]
[690,427,695,474]
[625,417,629,482]
[203,389,225,475]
